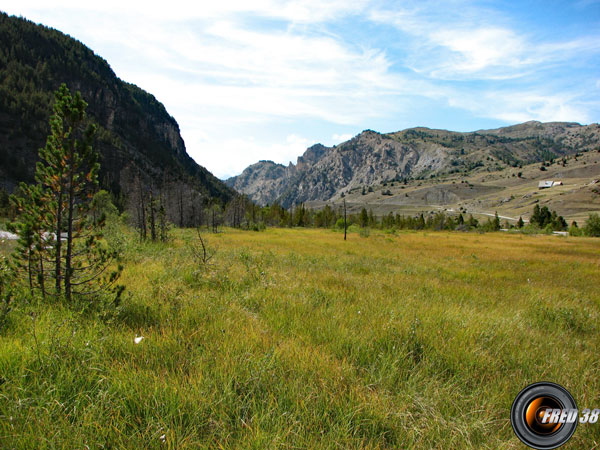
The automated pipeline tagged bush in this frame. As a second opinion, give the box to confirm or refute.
[569,224,583,236]
[248,222,266,232]
[584,213,600,237]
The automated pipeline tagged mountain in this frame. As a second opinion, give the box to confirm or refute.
[0,12,233,204]
[225,160,294,206]
[228,121,600,207]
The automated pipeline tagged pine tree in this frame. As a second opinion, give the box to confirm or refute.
[8,183,50,298]
[493,211,501,230]
[467,214,478,228]
[32,84,121,302]
[359,208,369,228]
[531,204,542,227]
[343,199,347,241]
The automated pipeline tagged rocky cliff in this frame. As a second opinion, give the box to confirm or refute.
[228,122,600,207]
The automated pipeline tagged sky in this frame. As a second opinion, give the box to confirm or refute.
[2,1,600,179]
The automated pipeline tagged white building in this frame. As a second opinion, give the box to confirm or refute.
[538,180,562,189]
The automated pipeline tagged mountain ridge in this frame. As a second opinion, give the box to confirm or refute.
[0,12,233,204]
[227,121,600,207]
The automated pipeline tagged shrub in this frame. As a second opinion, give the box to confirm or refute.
[569,224,583,236]
[584,213,600,237]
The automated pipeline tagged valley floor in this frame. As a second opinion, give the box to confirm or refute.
[1,227,599,448]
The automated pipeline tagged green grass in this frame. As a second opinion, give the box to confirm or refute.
[1,227,599,448]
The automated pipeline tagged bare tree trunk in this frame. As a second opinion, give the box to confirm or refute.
[343,199,347,241]
[149,186,157,241]
[190,190,196,227]
[65,162,75,302]
[38,253,46,300]
[179,185,184,228]
[137,176,147,241]
[55,187,63,294]
[27,251,34,296]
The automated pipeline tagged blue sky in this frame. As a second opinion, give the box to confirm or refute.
[3,1,600,178]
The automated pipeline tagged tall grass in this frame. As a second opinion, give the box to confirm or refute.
[1,227,599,448]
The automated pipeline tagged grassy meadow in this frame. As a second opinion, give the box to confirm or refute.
[1,226,599,448]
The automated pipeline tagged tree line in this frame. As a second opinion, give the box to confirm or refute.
[206,200,600,237]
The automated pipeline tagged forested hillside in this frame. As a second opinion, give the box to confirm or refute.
[0,12,233,210]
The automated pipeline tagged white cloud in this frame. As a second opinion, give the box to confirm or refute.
[448,89,592,124]
[370,3,600,81]
[426,27,530,79]
[203,134,315,179]
[3,0,370,23]
[332,133,353,143]
[1,0,598,178]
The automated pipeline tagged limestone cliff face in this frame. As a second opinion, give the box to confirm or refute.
[230,123,600,207]
[0,12,233,202]
[225,160,295,206]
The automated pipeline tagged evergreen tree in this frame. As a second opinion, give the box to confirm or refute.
[517,216,524,228]
[467,214,479,228]
[27,84,121,302]
[359,208,369,228]
[531,204,541,227]
[368,209,376,227]
[493,211,501,230]
[8,183,50,298]
[293,203,307,227]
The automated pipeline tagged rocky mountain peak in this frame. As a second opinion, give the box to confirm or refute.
[229,122,600,207]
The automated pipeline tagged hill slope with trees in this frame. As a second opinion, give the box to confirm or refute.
[0,12,233,207]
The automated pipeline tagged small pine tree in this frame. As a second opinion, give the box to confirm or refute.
[8,183,50,298]
[467,214,478,228]
[15,84,122,302]
[517,216,524,228]
[359,208,369,228]
[531,204,541,227]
